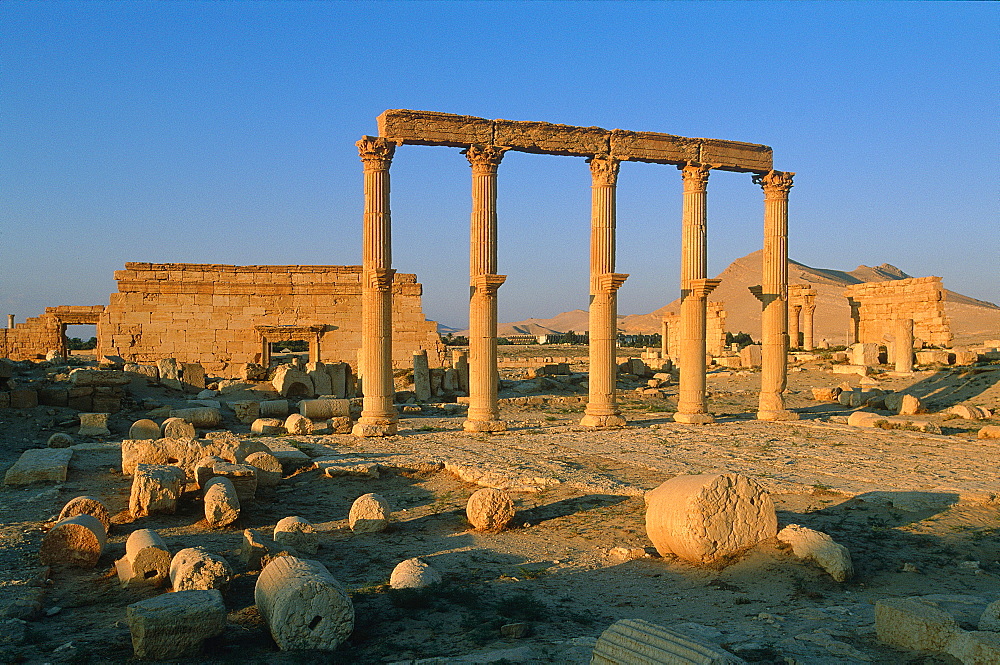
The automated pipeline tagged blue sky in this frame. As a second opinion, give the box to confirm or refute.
[2,1,997,329]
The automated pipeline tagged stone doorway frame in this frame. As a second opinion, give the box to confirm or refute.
[51,309,103,359]
[254,324,326,368]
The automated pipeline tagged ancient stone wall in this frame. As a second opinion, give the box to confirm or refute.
[662,303,727,359]
[96,263,444,373]
[844,277,952,348]
[0,306,105,361]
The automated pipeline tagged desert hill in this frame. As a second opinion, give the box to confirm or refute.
[482,251,1000,346]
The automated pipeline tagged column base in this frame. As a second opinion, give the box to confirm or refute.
[351,418,398,437]
[462,419,507,433]
[673,412,715,424]
[756,409,799,422]
[580,413,627,429]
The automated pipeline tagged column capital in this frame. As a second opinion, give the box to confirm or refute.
[749,284,785,305]
[688,278,721,299]
[802,303,817,314]
[587,154,620,187]
[471,273,506,294]
[679,162,713,192]
[463,144,507,175]
[364,268,395,291]
[594,272,629,293]
[357,136,395,171]
[752,170,795,198]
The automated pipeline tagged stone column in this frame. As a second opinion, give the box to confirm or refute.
[7,315,13,329]
[582,155,628,428]
[463,145,507,433]
[260,336,271,368]
[311,330,322,365]
[788,305,801,349]
[353,136,398,437]
[894,317,914,373]
[753,170,798,421]
[675,163,718,424]
[660,318,669,359]
[802,302,816,351]
[412,350,431,402]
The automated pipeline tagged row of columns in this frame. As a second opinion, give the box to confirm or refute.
[352,134,796,436]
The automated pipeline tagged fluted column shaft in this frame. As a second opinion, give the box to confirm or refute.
[582,156,628,428]
[894,317,914,372]
[802,304,816,351]
[754,170,797,421]
[353,136,398,437]
[789,305,801,349]
[675,163,716,424]
[463,145,507,433]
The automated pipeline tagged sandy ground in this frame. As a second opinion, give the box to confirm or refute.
[1,353,999,664]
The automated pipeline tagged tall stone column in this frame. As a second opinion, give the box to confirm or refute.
[674,162,718,424]
[582,155,628,428]
[788,305,801,349]
[894,317,914,373]
[802,302,816,351]
[353,136,398,437]
[753,170,798,421]
[660,318,669,359]
[463,145,507,433]
[7,315,13,329]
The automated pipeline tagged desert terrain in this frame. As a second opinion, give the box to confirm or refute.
[1,347,999,663]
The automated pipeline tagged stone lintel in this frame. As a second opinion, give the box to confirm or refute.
[377,109,493,148]
[493,119,610,156]
[610,129,699,165]
[254,325,326,340]
[698,138,773,173]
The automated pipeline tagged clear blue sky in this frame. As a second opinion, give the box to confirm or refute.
[2,1,997,330]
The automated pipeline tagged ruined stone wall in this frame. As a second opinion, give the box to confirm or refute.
[844,277,952,348]
[662,302,727,359]
[96,263,444,373]
[0,306,105,361]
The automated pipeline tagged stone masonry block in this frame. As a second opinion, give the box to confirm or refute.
[493,118,610,156]
[126,589,226,659]
[610,129,699,164]
[377,109,493,147]
[4,448,74,485]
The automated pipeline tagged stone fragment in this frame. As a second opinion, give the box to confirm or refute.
[645,473,777,564]
[244,451,282,487]
[883,393,924,415]
[116,528,170,587]
[4,448,73,485]
[739,344,762,368]
[466,488,515,532]
[57,495,111,533]
[205,461,257,503]
[777,524,853,582]
[240,528,294,570]
[328,416,353,434]
[274,516,318,554]
[326,362,349,398]
[811,386,842,402]
[69,369,130,387]
[592,618,744,665]
[121,435,270,477]
[307,362,333,396]
[46,432,74,448]
[848,411,941,433]
[261,439,312,472]
[203,477,240,527]
[412,351,431,402]
[180,362,206,392]
[194,455,226,489]
[169,407,222,428]
[349,493,391,533]
[78,412,110,436]
[158,358,181,390]
[978,426,1000,440]
[39,514,106,568]
[128,419,160,441]
[169,547,231,591]
[978,599,1000,631]
[160,417,196,439]
[271,365,314,398]
[259,399,290,418]
[284,413,313,435]
[124,363,159,383]
[875,597,959,654]
[9,388,38,409]
[948,631,1000,664]
[389,558,442,589]
[254,556,354,651]
[607,546,649,562]
[832,364,870,376]
[126,589,226,659]
[299,398,350,420]
[948,405,991,420]
[129,464,185,517]
[241,362,267,382]
[251,417,285,434]
[849,342,880,366]
[231,400,260,424]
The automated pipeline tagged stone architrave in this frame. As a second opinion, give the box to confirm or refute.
[581,155,628,429]
[753,170,798,421]
[353,136,399,438]
[674,163,718,424]
[462,144,508,433]
[412,350,431,402]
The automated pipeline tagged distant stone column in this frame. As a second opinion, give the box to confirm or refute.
[463,145,507,433]
[894,318,914,373]
[675,163,718,424]
[788,305,801,349]
[753,170,798,421]
[802,302,816,351]
[353,136,398,437]
[660,318,669,358]
[582,155,628,428]
[260,336,271,369]
[7,315,13,329]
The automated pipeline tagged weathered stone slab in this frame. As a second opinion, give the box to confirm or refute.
[4,448,73,485]
[494,119,610,156]
[121,436,270,477]
[126,589,226,659]
[256,438,311,473]
[592,618,745,664]
[78,412,110,437]
[698,137,773,173]
[244,451,282,487]
[377,109,493,147]
[69,369,130,387]
[610,129,699,164]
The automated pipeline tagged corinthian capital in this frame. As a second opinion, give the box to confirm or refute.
[679,162,712,192]
[471,273,507,294]
[752,170,795,197]
[463,145,507,175]
[587,154,620,187]
[357,136,395,171]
